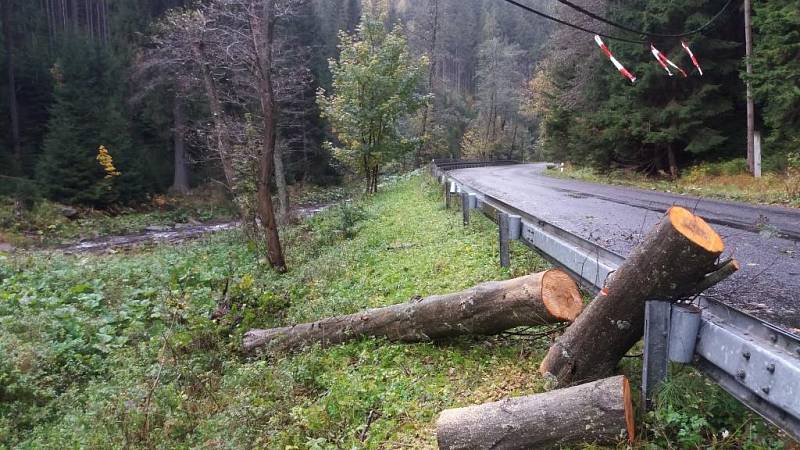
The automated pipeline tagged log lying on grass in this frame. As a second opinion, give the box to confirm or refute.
[436,375,635,450]
[540,206,737,386]
[243,269,582,353]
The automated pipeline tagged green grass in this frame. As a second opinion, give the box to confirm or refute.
[550,160,800,208]
[0,174,786,449]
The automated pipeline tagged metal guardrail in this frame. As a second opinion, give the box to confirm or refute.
[432,159,520,172]
[431,160,800,442]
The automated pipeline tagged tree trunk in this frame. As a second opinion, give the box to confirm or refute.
[540,206,728,386]
[274,138,289,224]
[192,42,236,188]
[2,0,22,169]
[667,144,678,180]
[171,93,190,194]
[436,375,635,450]
[252,0,286,272]
[243,269,583,353]
[416,0,438,166]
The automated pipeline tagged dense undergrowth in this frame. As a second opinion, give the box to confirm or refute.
[0,174,786,448]
[552,158,800,208]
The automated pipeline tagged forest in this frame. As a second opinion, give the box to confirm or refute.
[1,0,799,448]
[2,0,798,214]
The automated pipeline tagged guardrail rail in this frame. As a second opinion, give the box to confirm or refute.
[431,159,800,442]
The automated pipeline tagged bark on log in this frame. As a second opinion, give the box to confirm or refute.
[540,206,729,386]
[243,269,582,353]
[436,375,634,450]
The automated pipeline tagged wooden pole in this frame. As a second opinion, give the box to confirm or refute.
[744,0,755,174]
[436,375,635,449]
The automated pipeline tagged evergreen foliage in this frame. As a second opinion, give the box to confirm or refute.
[35,39,147,205]
[751,0,800,157]
[533,0,744,177]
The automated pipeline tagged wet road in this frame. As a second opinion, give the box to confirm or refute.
[449,163,800,330]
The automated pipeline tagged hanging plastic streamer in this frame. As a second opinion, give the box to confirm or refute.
[594,35,636,83]
[650,44,688,77]
[681,41,704,76]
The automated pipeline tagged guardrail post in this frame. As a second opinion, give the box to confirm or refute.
[461,192,470,226]
[508,215,522,240]
[668,304,702,364]
[444,182,451,209]
[642,300,671,411]
[499,212,511,268]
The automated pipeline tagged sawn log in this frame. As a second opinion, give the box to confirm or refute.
[436,375,635,449]
[540,206,736,386]
[243,269,582,352]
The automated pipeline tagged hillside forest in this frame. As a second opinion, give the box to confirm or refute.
[1,0,800,448]
[2,0,798,219]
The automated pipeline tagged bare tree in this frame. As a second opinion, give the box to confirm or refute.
[205,0,310,272]
[141,0,310,271]
[141,8,241,191]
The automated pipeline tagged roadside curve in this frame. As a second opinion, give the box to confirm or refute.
[449,163,800,331]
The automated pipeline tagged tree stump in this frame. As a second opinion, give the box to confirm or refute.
[243,269,582,353]
[540,206,729,386]
[436,375,635,449]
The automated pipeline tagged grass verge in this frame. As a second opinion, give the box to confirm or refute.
[550,161,800,208]
[0,173,786,449]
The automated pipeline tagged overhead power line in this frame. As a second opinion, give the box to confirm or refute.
[554,0,735,38]
[498,0,735,44]
[497,0,646,44]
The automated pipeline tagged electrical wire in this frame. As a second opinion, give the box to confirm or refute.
[498,0,647,44]
[554,0,735,38]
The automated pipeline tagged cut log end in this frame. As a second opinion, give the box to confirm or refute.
[668,206,724,254]
[436,375,634,450]
[541,269,583,321]
[623,376,636,444]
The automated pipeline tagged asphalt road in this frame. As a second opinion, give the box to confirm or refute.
[449,163,800,331]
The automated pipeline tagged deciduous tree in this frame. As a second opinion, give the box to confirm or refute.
[318,14,428,193]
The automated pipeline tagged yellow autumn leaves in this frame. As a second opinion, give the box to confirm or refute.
[96,145,121,179]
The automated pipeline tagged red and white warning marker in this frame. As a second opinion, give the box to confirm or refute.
[681,41,704,76]
[594,35,636,83]
[650,44,688,78]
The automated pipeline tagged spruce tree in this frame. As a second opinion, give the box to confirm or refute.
[36,38,145,206]
[751,0,800,158]
[559,0,743,176]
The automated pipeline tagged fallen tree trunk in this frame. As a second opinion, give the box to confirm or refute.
[436,375,634,449]
[540,206,734,386]
[243,269,582,353]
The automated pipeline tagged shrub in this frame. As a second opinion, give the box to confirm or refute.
[312,202,368,241]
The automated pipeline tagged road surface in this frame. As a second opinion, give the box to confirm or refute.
[449,163,800,330]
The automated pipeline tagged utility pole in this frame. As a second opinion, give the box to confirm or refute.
[744,0,755,174]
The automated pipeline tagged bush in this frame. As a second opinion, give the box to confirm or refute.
[0,177,42,210]
[311,202,368,241]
